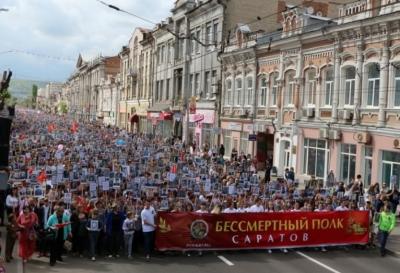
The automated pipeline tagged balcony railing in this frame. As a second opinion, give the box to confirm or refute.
[338,0,372,24]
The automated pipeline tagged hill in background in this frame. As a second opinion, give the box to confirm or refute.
[8,79,48,99]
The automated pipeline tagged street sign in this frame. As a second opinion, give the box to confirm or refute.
[248,134,257,141]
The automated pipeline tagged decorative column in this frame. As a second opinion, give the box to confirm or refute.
[315,75,321,119]
[353,43,363,125]
[378,42,389,127]
[331,53,341,122]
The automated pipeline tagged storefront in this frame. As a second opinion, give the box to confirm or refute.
[147,112,173,137]
[299,125,400,188]
[189,110,215,149]
[220,120,255,157]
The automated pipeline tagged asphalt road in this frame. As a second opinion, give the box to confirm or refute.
[3,248,400,273]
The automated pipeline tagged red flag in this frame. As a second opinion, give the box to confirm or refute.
[38,170,47,184]
[71,121,78,134]
[47,123,55,133]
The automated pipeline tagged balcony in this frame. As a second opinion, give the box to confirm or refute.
[380,0,400,15]
[338,0,372,24]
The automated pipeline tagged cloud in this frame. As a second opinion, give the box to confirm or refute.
[0,0,174,82]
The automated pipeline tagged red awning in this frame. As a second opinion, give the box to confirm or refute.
[160,112,173,120]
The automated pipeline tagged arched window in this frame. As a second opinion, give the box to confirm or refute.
[270,73,278,106]
[323,67,334,106]
[306,69,316,105]
[246,77,253,106]
[344,67,355,106]
[366,63,380,107]
[225,79,232,106]
[285,71,295,106]
[258,77,267,106]
[235,78,242,106]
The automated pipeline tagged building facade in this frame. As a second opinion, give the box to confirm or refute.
[221,0,400,188]
[64,55,120,122]
[118,28,153,133]
[150,0,298,145]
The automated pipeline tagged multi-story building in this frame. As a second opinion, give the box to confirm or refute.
[36,82,63,113]
[64,54,120,122]
[221,0,400,188]
[97,75,120,126]
[118,28,153,133]
[149,0,305,144]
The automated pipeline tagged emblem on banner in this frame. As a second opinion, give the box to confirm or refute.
[159,217,171,233]
[346,218,367,235]
[190,219,209,240]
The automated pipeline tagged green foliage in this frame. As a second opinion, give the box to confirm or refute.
[58,101,68,114]
[32,84,38,98]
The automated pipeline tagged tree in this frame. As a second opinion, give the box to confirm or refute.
[31,84,38,109]
[58,101,68,115]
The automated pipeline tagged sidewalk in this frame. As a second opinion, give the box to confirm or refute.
[385,219,400,257]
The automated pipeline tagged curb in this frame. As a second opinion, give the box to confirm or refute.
[386,248,400,258]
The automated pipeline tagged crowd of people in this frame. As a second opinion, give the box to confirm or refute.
[0,109,398,266]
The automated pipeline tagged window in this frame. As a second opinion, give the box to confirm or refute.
[341,144,357,183]
[324,67,334,106]
[223,130,232,157]
[364,147,373,188]
[395,66,400,107]
[225,79,232,106]
[155,81,160,101]
[159,80,164,100]
[211,70,217,96]
[161,45,165,64]
[189,74,194,96]
[195,28,201,53]
[190,31,195,54]
[195,73,200,96]
[246,77,253,106]
[259,77,267,106]
[240,132,249,154]
[382,151,400,189]
[213,21,219,43]
[271,73,278,106]
[166,79,170,100]
[286,72,295,106]
[235,78,242,106]
[367,63,380,107]
[204,71,211,98]
[206,23,212,51]
[303,139,329,179]
[306,69,316,105]
[344,67,355,106]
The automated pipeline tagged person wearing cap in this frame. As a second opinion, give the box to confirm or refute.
[378,204,396,257]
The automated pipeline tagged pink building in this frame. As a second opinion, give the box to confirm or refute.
[221,0,400,188]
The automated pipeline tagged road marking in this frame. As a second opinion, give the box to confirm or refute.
[217,255,234,266]
[296,251,341,273]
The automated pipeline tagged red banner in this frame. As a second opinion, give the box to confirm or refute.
[156,211,369,251]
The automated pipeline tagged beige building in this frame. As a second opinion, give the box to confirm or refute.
[36,82,63,113]
[64,54,120,122]
[221,0,400,188]
[118,28,154,133]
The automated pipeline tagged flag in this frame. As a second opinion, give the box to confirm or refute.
[71,121,78,134]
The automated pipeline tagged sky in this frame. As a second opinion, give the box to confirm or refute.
[0,0,174,82]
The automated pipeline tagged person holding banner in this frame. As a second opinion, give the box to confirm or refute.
[378,204,396,257]
[141,200,156,261]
